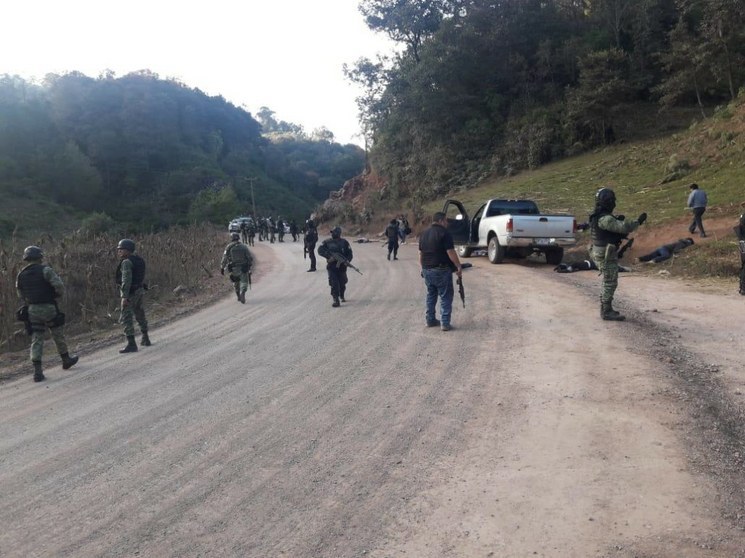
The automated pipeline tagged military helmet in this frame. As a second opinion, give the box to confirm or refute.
[306,219,315,227]
[231,232,240,241]
[22,245,44,261]
[117,238,136,252]
[330,226,342,239]
[595,187,616,211]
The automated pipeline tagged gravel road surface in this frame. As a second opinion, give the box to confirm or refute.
[2,240,744,557]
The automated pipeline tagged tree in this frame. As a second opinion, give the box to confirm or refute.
[359,0,452,61]
[565,48,634,147]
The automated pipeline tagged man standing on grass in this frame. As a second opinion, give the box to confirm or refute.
[418,212,462,331]
[686,183,708,238]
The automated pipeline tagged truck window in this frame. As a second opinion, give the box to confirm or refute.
[487,200,539,216]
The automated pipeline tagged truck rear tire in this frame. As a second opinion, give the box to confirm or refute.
[488,236,505,264]
[457,245,473,258]
[545,247,564,265]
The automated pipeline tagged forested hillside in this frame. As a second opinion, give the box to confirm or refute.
[348,0,745,203]
[0,72,365,237]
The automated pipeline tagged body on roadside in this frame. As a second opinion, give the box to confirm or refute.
[589,188,646,321]
[220,232,253,304]
[418,212,462,331]
[638,238,694,264]
[15,246,79,381]
[317,226,353,307]
[116,239,150,353]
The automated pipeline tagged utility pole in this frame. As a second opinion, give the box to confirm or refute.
[246,176,257,217]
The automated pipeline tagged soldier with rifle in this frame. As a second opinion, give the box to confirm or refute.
[304,218,318,272]
[317,226,354,307]
[220,232,253,304]
[15,245,79,382]
[590,187,646,321]
[116,238,151,353]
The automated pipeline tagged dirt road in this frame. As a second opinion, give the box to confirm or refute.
[2,240,744,557]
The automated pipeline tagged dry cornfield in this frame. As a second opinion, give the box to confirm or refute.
[0,224,226,354]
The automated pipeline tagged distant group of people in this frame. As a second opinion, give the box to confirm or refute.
[15,238,151,382]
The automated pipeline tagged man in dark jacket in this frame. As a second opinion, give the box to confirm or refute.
[116,238,150,353]
[418,212,462,331]
[16,245,79,381]
[317,226,354,307]
[638,238,695,264]
[385,218,399,260]
[734,213,745,295]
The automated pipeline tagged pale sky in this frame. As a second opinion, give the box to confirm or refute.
[2,0,396,146]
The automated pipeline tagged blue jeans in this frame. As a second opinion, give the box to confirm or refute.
[423,268,454,326]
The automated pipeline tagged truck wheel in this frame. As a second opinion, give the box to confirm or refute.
[457,245,473,258]
[545,247,564,265]
[488,236,505,264]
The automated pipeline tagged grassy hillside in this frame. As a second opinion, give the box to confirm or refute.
[415,98,745,282]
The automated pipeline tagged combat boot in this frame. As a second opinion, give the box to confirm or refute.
[239,291,246,304]
[119,335,138,353]
[332,297,340,307]
[141,331,152,346]
[32,361,45,382]
[601,302,625,321]
[235,289,241,302]
[61,352,79,370]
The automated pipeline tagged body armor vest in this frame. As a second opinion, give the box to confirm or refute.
[115,254,146,294]
[17,264,56,304]
[591,212,626,247]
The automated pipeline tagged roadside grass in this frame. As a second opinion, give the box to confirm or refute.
[422,97,745,281]
[0,223,226,355]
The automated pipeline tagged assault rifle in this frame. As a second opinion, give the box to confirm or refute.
[457,276,465,308]
[617,237,634,260]
[303,243,307,260]
[330,252,363,275]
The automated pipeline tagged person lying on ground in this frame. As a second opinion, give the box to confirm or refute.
[637,238,694,264]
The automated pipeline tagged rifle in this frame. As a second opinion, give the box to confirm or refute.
[617,237,634,260]
[248,270,252,290]
[303,243,307,259]
[330,251,363,275]
[457,277,465,308]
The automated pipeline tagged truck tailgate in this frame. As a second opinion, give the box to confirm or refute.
[510,215,574,238]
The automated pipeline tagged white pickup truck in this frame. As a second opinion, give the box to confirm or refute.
[443,199,577,265]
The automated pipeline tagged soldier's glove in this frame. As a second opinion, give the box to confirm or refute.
[220,268,224,276]
[616,215,625,221]
[637,212,647,225]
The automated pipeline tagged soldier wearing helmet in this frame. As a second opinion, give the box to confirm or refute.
[116,238,151,352]
[16,245,79,381]
[304,218,318,272]
[590,187,647,321]
[734,213,745,295]
[317,226,354,307]
[220,231,253,304]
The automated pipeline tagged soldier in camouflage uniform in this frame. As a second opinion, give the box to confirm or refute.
[221,232,253,304]
[317,226,354,307]
[116,238,150,353]
[590,188,646,321]
[15,246,79,381]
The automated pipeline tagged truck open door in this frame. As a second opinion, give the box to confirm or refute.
[442,199,470,245]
